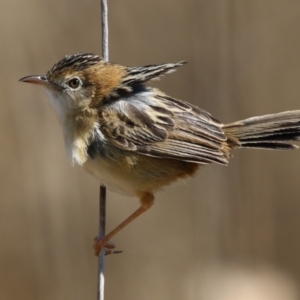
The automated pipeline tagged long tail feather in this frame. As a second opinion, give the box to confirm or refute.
[223,110,300,150]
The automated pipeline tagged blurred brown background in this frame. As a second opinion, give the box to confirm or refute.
[1,1,300,299]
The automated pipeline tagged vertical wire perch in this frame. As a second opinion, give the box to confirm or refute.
[98,1,108,300]
[98,185,106,300]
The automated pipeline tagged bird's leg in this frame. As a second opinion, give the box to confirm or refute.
[93,192,154,256]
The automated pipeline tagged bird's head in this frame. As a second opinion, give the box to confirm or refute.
[19,53,126,120]
[20,52,186,121]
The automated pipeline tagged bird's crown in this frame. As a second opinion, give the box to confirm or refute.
[48,53,102,76]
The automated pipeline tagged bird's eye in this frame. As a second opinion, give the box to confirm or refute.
[67,77,81,89]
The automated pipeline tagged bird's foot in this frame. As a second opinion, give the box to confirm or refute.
[93,236,122,256]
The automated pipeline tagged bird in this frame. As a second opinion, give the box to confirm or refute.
[20,52,300,255]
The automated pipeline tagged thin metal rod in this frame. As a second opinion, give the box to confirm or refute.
[97,185,106,300]
[101,0,109,62]
[98,1,108,300]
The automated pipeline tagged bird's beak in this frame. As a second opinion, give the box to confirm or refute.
[19,75,49,86]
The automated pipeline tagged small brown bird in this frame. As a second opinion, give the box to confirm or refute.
[20,53,300,255]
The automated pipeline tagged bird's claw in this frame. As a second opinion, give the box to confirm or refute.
[93,237,122,256]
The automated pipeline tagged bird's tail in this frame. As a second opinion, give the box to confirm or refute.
[223,110,300,150]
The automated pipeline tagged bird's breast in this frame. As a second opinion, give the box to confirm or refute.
[83,146,139,196]
[83,145,199,197]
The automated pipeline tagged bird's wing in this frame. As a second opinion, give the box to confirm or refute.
[110,62,187,96]
[97,91,229,165]
[123,61,186,85]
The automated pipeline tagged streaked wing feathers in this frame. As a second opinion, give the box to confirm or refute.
[123,62,186,85]
[98,92,228,165]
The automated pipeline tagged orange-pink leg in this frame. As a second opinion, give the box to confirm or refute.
[93,192,154,256]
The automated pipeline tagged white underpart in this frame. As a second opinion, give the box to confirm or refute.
[45,88,100,165]
[45,88,134,194]
[45,89,69,124]
[45,87,132,195]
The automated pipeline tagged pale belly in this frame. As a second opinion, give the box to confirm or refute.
[83,156,137,196]
[83,152,199,197]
